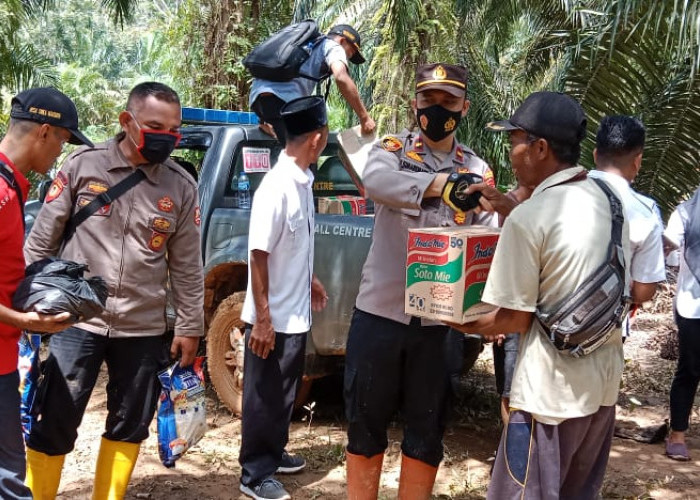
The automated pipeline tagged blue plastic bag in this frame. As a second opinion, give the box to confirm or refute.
[157,356,207,467]
[17,332,42,441]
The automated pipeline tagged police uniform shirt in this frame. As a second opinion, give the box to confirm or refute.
[356,130,497,326]
[589,170,665,284]
[24,139,204,338]
[249,38,347,106]
[240,151,315,333]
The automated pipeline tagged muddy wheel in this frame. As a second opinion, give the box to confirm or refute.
[207,291,246,416]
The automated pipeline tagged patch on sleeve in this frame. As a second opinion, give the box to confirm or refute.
[194,206,201,226]
[381,136,403,152]
[483,167,495,187]
[45,171,68,203]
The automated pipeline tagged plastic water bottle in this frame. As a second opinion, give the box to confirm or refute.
[238,172,251,209]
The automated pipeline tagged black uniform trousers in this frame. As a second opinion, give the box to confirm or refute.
[239,328,306,486]
[670,310,700,432]
[344,309,451,467]
[26,326,170,455]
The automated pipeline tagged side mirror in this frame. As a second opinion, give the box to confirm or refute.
[38,179,52,203]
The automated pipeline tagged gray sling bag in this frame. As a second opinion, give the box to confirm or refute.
[535,177,631,358]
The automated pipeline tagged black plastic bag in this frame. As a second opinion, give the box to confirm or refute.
[13,258,108,322]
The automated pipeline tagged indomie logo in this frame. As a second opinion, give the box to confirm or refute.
[474,242,495,259]
[412,236,447,250]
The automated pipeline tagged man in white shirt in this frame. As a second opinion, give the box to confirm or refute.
[664,187,700,461]
[238,96,329,500]
[590,115,666,336]
[250,24,375,145]
[452,92,630,499]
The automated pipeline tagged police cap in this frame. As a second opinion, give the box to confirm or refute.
[415,63,468,97]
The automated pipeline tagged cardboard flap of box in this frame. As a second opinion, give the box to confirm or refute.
[338,126,377,190]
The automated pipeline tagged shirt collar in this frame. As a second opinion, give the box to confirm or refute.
[0,151,30,195]
[532,166,587,197]
[588,169,630,191]
[107,138,161,183]
[277,151,314,185]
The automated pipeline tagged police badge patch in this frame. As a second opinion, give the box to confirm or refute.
[45,172,68,203]
[381,136,402,152]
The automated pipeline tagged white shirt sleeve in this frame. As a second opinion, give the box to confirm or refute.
[630,221,666,283]
[324,39,348,70]
[248,182,285,253]
[664,208,685,249]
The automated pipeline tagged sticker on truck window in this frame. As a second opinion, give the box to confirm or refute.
[242,147,271,173]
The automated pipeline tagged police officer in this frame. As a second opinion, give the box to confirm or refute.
[250,24,375,145]
[0,87,91,500]
[344,63,496,500]
[23,82,204,499]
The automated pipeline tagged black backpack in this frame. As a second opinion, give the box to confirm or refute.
[243,19,327,82]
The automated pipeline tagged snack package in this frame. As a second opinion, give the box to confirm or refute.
[157,356,207,467]
[18,332,42,441]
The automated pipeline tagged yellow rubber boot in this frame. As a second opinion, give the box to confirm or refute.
[25,447,66,499]
[398,454,439,500]
[346,451,383,500]
[91,437,140,500]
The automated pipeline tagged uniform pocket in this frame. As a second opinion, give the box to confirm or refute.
[148,215,176,233]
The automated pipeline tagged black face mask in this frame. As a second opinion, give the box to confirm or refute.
[416,104,462,142]
[129,112,181,164]
[135,130,180,164]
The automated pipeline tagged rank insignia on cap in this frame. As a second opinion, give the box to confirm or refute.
[149,231,167,251]
[382,136,402,152]
[444,116,457,132]
[151,217,172,232]
[486,121,505,130]
[406,151,423,163]
[157,196,174,212]
[45,171,68,203]
[87,181,109,194]
[434,65,447,80]
[194,206,201,226]
[483,168,495,187]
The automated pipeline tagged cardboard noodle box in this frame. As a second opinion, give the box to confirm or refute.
[405,226,500,323]
[317,195,367,215]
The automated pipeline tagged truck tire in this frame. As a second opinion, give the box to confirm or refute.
[207,291,246,415]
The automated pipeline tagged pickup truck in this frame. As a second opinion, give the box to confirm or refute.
[24,107,482,415]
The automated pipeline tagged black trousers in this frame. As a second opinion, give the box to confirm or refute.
[670,311,700,432]
[239,329,306,486]
[344,309,450,467]
[26,327,170,455]
[251,94,288,146]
